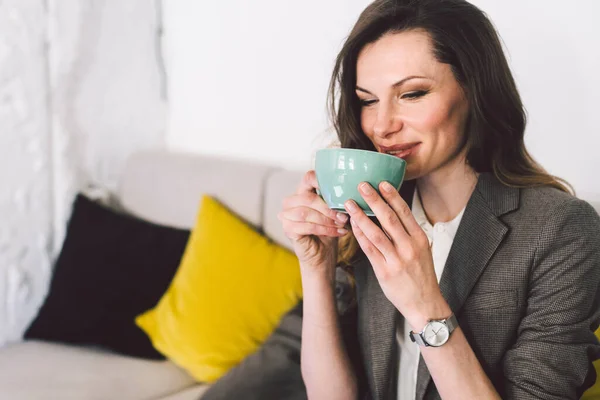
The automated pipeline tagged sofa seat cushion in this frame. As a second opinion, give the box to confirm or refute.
[0,340,203,400]
[157,385,211,400]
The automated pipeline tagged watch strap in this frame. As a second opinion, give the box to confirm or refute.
[409,330,428,346]
[445,313,458,333]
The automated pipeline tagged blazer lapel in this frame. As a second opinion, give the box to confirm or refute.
[415,173,519,399]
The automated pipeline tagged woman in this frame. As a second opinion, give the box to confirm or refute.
[278,0,600,399]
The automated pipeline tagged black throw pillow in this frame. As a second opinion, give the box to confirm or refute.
[24,194,190,359]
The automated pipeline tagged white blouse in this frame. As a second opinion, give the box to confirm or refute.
[397,190,466,400]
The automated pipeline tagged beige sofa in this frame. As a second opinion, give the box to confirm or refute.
[0,150,303,400]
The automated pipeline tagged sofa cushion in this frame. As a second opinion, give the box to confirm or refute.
[200,301,306,400]
[158,385,211,400]
[136,196,303,383]
[263,169,304,251]
[0,341,200,400]
[119,150,277,229]
[24,194,190,359]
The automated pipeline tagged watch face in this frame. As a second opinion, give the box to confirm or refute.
[423,321,449,347]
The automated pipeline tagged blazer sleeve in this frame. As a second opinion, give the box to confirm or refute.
[502,197,600,399]
[336,264,370,399]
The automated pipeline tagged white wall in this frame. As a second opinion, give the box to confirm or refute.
[47,0,168,253]
[164,0,600,200]
[0,0,166,345]
[467,0,600,200]
[0,0,52,345]
[163,0,369,169]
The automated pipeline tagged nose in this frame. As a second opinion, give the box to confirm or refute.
[372,102,402,139]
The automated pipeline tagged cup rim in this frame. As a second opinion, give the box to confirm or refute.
[316,147,406,165]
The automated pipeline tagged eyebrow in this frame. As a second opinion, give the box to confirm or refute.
[355,75,429,95]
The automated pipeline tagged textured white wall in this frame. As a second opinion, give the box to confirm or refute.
[0,0,52,345]
[164,0,600,201]
[47,0,167,253]
[0,0,166,345]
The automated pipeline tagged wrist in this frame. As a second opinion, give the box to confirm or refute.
[300,262,337,287]
[406,295,452,332]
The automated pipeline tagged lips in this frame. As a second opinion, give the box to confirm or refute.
[379,142,421,159]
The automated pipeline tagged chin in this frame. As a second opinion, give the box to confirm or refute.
[403,173,420,182]
[402,164,423,181]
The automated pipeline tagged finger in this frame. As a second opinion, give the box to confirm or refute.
[378,181,424,239]
[281,219,348,240]
[279,207,346,228]
[349,217,385,267]
[344,199,398,263]
[296,170,319,195]
[283,193,348,226]
[357,182,410,245]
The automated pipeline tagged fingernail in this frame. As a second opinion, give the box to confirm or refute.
[359,182,373,194]
[345,200,358,213]
[336,213,348,223]
[381,181,394,193]
[337,228,348,235]
[350,218,357,226]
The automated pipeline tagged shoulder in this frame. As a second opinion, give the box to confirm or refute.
[518,185,600,227]
[516,186,600,262]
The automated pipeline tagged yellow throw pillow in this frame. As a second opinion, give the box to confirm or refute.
[582,328,600,399]
[136,195,302,383]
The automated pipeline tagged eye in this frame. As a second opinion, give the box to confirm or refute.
[359,99,377,107]
[401,90,429,100]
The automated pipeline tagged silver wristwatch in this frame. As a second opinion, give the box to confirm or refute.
[409,314,458,347]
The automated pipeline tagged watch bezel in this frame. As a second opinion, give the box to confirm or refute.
[422,320,450,347]
[410,314,458,347]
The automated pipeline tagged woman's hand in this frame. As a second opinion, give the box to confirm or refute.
[279,171,350,279]
[345,181,451,331]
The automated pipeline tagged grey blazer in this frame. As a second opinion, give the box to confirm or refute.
[349,173,600,399]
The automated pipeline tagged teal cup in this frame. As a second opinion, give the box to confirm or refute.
[315,148,407,216]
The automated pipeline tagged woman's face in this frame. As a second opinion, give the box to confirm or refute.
[356,30,470,180]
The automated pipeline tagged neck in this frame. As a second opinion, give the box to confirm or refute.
[416,153,478,225]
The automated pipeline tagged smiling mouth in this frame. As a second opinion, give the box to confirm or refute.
[382,143,421,159]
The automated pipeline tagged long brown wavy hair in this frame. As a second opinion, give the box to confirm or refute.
[329,0,573,265]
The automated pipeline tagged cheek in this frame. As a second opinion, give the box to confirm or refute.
[360,109,377,138]
[413,104,453,132]
[416,98,467,147]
